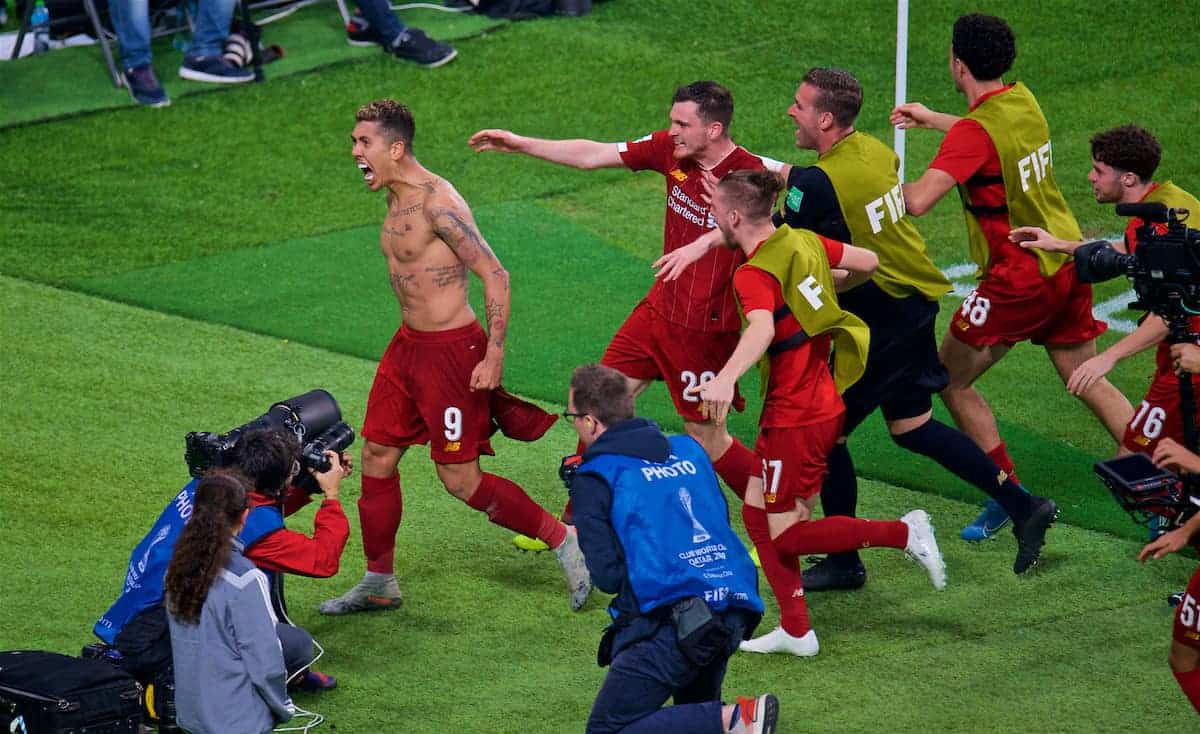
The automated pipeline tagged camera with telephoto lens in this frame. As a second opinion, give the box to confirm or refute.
[184,389,355,493]
[1084,204,1200,528]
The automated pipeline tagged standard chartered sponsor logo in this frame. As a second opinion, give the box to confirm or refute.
[668,184,712,228]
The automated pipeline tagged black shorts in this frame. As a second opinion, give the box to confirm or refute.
[839,281,949,434]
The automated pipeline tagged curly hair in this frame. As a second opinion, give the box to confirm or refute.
[165,470,250,625]
[1090,125,1162,181]
[672,81,734,131]
[356,99,415,149]
[232,428,299,498]
[717,169,785,221]
[952,13,1016,81]
[801,67,863,128]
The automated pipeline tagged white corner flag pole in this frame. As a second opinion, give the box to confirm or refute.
[894,0,909,182]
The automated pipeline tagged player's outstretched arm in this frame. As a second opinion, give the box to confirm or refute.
[468,129,623,170]
[890,102,960,132]
[653,229,725,282]
[831,243,878,292]
[691,310,774,424]
[902,167,957,217]
[1010,225,1085,254]
[428,188,509,391]
[1139,509,1200,562]
[1067,315,1167,395]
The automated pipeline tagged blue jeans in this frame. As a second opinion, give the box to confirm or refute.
[586,623,732,734]
[109,0,238,69]
[351,0,406,47]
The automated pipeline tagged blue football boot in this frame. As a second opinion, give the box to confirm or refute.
[960,498,1012,541]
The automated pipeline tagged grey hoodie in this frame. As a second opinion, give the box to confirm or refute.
[167,539,294,734]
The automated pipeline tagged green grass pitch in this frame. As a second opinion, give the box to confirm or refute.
[2,0,1199,730]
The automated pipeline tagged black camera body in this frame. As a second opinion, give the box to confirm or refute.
[1075,203,1200,322]
[184,389,355,493]
[1084,204,1200,528]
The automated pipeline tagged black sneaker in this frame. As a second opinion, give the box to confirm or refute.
[1012,497,1058,574]
[179,55,254,84]
[801,555,867,591]
[123,64,170,107]
[391,28,457,68]
[345,11,376,47]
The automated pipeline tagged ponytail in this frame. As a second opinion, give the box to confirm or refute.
[164,470,250,624]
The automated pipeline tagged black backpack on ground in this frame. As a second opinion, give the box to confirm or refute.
[0,651,142,734]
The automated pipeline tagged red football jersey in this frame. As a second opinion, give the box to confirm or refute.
[733,235,846,428]
[930,85,1044,283]
[619,130,765,332]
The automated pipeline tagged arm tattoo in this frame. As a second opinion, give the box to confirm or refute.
[431,207,497,265]
[485,297,508,349]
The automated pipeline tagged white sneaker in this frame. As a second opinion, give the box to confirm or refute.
[553,526,592,611]
[730,693,780,733]
[738,627,819,657]
[318,574,403,615]
[901,509,947,590]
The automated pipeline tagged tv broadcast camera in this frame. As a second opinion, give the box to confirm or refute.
[184,389,355,494]
[1079,203,1200,528]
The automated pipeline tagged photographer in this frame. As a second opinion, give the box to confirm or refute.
[1013,125,1200,458]
[1138,436,1200,714]
[566,364,778,734]
[95,427,350,695]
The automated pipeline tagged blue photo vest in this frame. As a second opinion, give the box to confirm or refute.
[94,480,284,644]
[579,436,763,619]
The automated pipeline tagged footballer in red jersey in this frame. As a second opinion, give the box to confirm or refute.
[893,13,1130,534]
[471,82,779,546]
[692,169,946,657]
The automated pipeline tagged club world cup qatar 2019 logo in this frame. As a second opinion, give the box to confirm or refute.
[678,487,711,544]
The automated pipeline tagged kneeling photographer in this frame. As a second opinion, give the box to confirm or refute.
[93,392,354,725]
[565,364,778,734]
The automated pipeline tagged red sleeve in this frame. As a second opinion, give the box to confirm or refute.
[817,235,845,267]
[733,266,781,314]
[244,499,350,578]
[281,486,313,518]
[618,130,671,174]
[929,119,998,184]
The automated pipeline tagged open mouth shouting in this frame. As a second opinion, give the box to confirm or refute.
[357,159,376,186]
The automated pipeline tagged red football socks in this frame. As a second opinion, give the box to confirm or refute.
[1174,667,1200,714]
[987,442,1021,486]
[467,472,567,548]
[772,516,908,557]
[713,438,758,501]
[360,473,402,574]
[742,504,810,637]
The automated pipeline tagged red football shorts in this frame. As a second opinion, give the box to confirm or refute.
[1122,374,1200,454]
[755,415,844,513]
[1173,564,1200,649]
[362,322,494,464]
[601,299,744,422]
[949,260,1106,348]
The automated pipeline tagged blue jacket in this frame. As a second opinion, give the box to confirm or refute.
[95,480,285,645]
[570,418,761,661]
